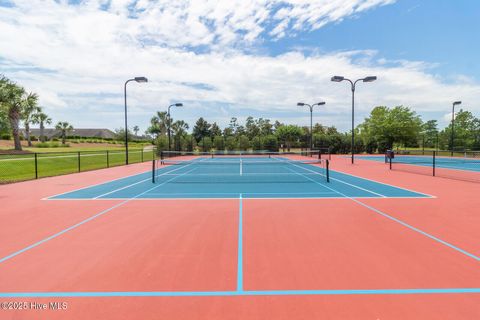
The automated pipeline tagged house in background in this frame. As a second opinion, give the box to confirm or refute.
[21,128,116,140]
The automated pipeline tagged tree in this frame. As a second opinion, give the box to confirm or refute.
[55,121,73,145]
[213,136,225,151]
[263,135,279,151]
[251,136,263,150]
[358,106,422,152]
[22,94,40,147]
[171,120,189,151]
[210,122,221,137]
[133,125,140,137]
[192,117,211,151]
[32,110,52,142]
[440,110,479,151]
[421,120,438,149]
[275,125,303,151]
[225,136,237,151]
[237,135,250,150]
[0,77,32,150]
[147,111,168,139]
[245,116,260,139]
[257,118,273,136]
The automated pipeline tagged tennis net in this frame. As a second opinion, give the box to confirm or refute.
[152,151,330,184]
[386,150,480,183]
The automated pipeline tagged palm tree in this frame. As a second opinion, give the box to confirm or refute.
[55,121,73,145]
[22,95,40,147]
[147,111,169,139]
[133,125,140,137]
[32,110,52,142]
[171,120,189,151]
[0,77,36,151]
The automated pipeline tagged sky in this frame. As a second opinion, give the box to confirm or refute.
[0,0,479,134]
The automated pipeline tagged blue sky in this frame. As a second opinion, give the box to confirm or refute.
[0,0,479,133]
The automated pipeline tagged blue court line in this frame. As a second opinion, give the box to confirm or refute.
[285,166,480,262]
[237,194,243,292]
[0,166,197,264]
[1,288,479,298]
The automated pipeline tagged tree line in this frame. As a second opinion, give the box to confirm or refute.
[0,76,74,150]
[148,106,480,153]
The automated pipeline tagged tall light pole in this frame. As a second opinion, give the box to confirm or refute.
[167,103,183,151]
[451,100,462,156]
[331,75,376,164]
[297,101,326,151]
[124,77,148,165]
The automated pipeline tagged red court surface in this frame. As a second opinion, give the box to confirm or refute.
[0,158,479,319]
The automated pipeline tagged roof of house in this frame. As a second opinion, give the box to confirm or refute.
[22,128,116,139]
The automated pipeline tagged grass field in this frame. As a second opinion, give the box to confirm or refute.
[0,149,155,183]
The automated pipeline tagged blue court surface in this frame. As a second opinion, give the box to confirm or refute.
[358,155,480,172]
[49,157,430,199]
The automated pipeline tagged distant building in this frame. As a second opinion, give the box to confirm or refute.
[22,128,116,140]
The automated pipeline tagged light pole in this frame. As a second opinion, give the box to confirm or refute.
[451,100,462,156]
[331,75,377,164]
[167,103,183,151]
[124,77,148,165]
[297,101,326,151]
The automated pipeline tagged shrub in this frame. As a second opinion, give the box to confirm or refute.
[1,134,11,140]
[263,135,279,151]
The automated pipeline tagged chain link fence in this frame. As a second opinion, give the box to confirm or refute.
[0,149,155,184]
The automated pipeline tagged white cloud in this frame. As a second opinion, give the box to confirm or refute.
[0,0,479,133]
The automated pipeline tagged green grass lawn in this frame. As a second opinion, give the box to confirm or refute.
[0,149,155,183]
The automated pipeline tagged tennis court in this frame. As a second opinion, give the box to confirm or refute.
[1,152,479,319]
[360,154,480,172]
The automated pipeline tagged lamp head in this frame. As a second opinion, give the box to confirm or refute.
[453,101,462,106]
[331,76,344,82]
[297,102,305,106]
[175,103,183,107]
[316,101,326,106]
[134,77,148,83]
[363,76,377,82]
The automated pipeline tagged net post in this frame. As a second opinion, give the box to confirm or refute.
[78,151,81,172]
[389,155,392,170]
[326,159,330,182]
[433,151,436,176]
[106,150,109,168]
[34,153,38,179]
[152,159,156,183]
[141,149,144,162]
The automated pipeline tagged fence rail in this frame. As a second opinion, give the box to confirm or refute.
[0,149,155,184]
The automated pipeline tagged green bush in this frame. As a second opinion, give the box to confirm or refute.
[35,142,69,148]
[263,135,279,151]
[1,134,11,140]
[52,138,59,142]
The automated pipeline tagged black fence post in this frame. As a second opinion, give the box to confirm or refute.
[106,150,109,168]
[326,159,330,183]
[34,153,38,179]
[389,156,392,170]
[433,151,436,177]
[152,159,155,183]
[141,149,144,162]
[78,152,81,172]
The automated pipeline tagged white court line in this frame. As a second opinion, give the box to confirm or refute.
[93,163,196,199]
